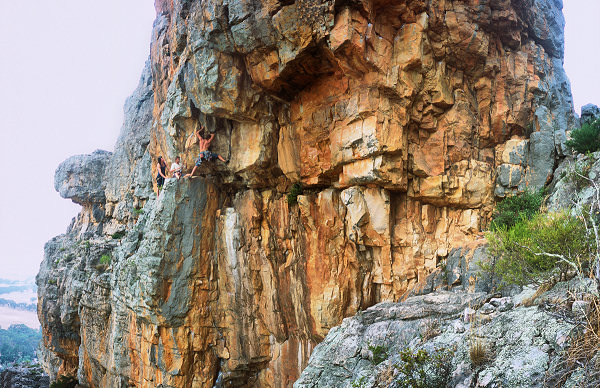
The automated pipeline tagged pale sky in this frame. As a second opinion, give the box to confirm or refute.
[0,1,598,280]
[0,1,155,280]
[564,1,600,114]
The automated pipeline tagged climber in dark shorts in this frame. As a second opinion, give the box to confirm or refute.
[155,156,168,197]
[184,127,226,178]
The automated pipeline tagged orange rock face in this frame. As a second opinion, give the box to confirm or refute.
[38,0,575,387]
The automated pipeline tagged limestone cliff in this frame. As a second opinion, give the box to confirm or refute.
[37,0,575,387]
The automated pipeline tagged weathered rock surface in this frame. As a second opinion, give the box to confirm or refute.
[55,149,112,206]
[295,280,595,388]
[38,0,577,387]
[548,104,600,213]
[580,103,600,125]
[0,364,49,388]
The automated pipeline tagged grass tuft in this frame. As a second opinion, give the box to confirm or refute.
[469,338,489,367]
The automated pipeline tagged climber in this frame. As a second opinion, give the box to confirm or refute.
[170,156,183,180]
[184,126,226,178]
[156,156,168,196]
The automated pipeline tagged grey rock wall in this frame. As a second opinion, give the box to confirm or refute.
[295,280,594,388]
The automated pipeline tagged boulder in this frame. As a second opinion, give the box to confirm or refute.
[54,149,111,205]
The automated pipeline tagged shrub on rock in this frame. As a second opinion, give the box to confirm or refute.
[566,119,600,154]
[286,182,303,205]
[491,190,544,230]
[393,347,453,388]
[487,211,594,286]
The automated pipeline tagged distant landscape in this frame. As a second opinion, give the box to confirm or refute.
[0,278,39,330]
[0,278,41,368]
[0,324,41,366]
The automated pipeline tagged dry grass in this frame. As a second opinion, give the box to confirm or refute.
[375,364,396,388]
[522,278,558,307]
[469,338,489,367]
[545,295,600,387]
[569,298,600,359]
[468,307,491,367]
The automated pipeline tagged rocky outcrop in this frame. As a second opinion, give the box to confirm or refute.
[0,364,49,388]
[38,0,576,387]
[295,279,598,388]
[580,103,600,125]
[546,104,600,212]
[55,150,112,205]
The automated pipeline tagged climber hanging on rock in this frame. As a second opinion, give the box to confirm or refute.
[155,156,168,197]
[184,124,226,178]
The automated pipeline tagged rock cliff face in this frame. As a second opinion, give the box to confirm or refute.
[37,0,575,387]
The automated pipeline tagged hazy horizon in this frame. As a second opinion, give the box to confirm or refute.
[0,1,156,280]
[0,1,598,281]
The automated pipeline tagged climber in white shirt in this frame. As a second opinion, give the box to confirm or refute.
[170,156,183,180]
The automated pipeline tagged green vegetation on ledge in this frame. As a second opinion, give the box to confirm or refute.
[367,344,388,365]
[99,254,111,266]
[566,118,600,154]
[393,347,453,388]
[490,190,544,231]
[487,211,594,286]
[50,375,78,388]
[111,231,126,240]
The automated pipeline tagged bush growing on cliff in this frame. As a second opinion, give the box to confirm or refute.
[487,211,594,286]
[99,254,111,266]
[490,190,544,230]
[368,344,389,365]
[287,182,303,205]
[111,230,126,240]
[350,376,367,388]
[566,119,600,154]
[95,254,112,271]
[562,156,594,190]
[393,347,453,388]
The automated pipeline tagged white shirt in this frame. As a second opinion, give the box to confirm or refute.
[170,162,182,173]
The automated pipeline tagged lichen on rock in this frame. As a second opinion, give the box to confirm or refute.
[295,280,594,388]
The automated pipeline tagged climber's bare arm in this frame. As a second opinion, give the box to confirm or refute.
[207,133,215,144]
[157,163,167,179]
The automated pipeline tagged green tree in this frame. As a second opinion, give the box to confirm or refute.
[0,324,42,364]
